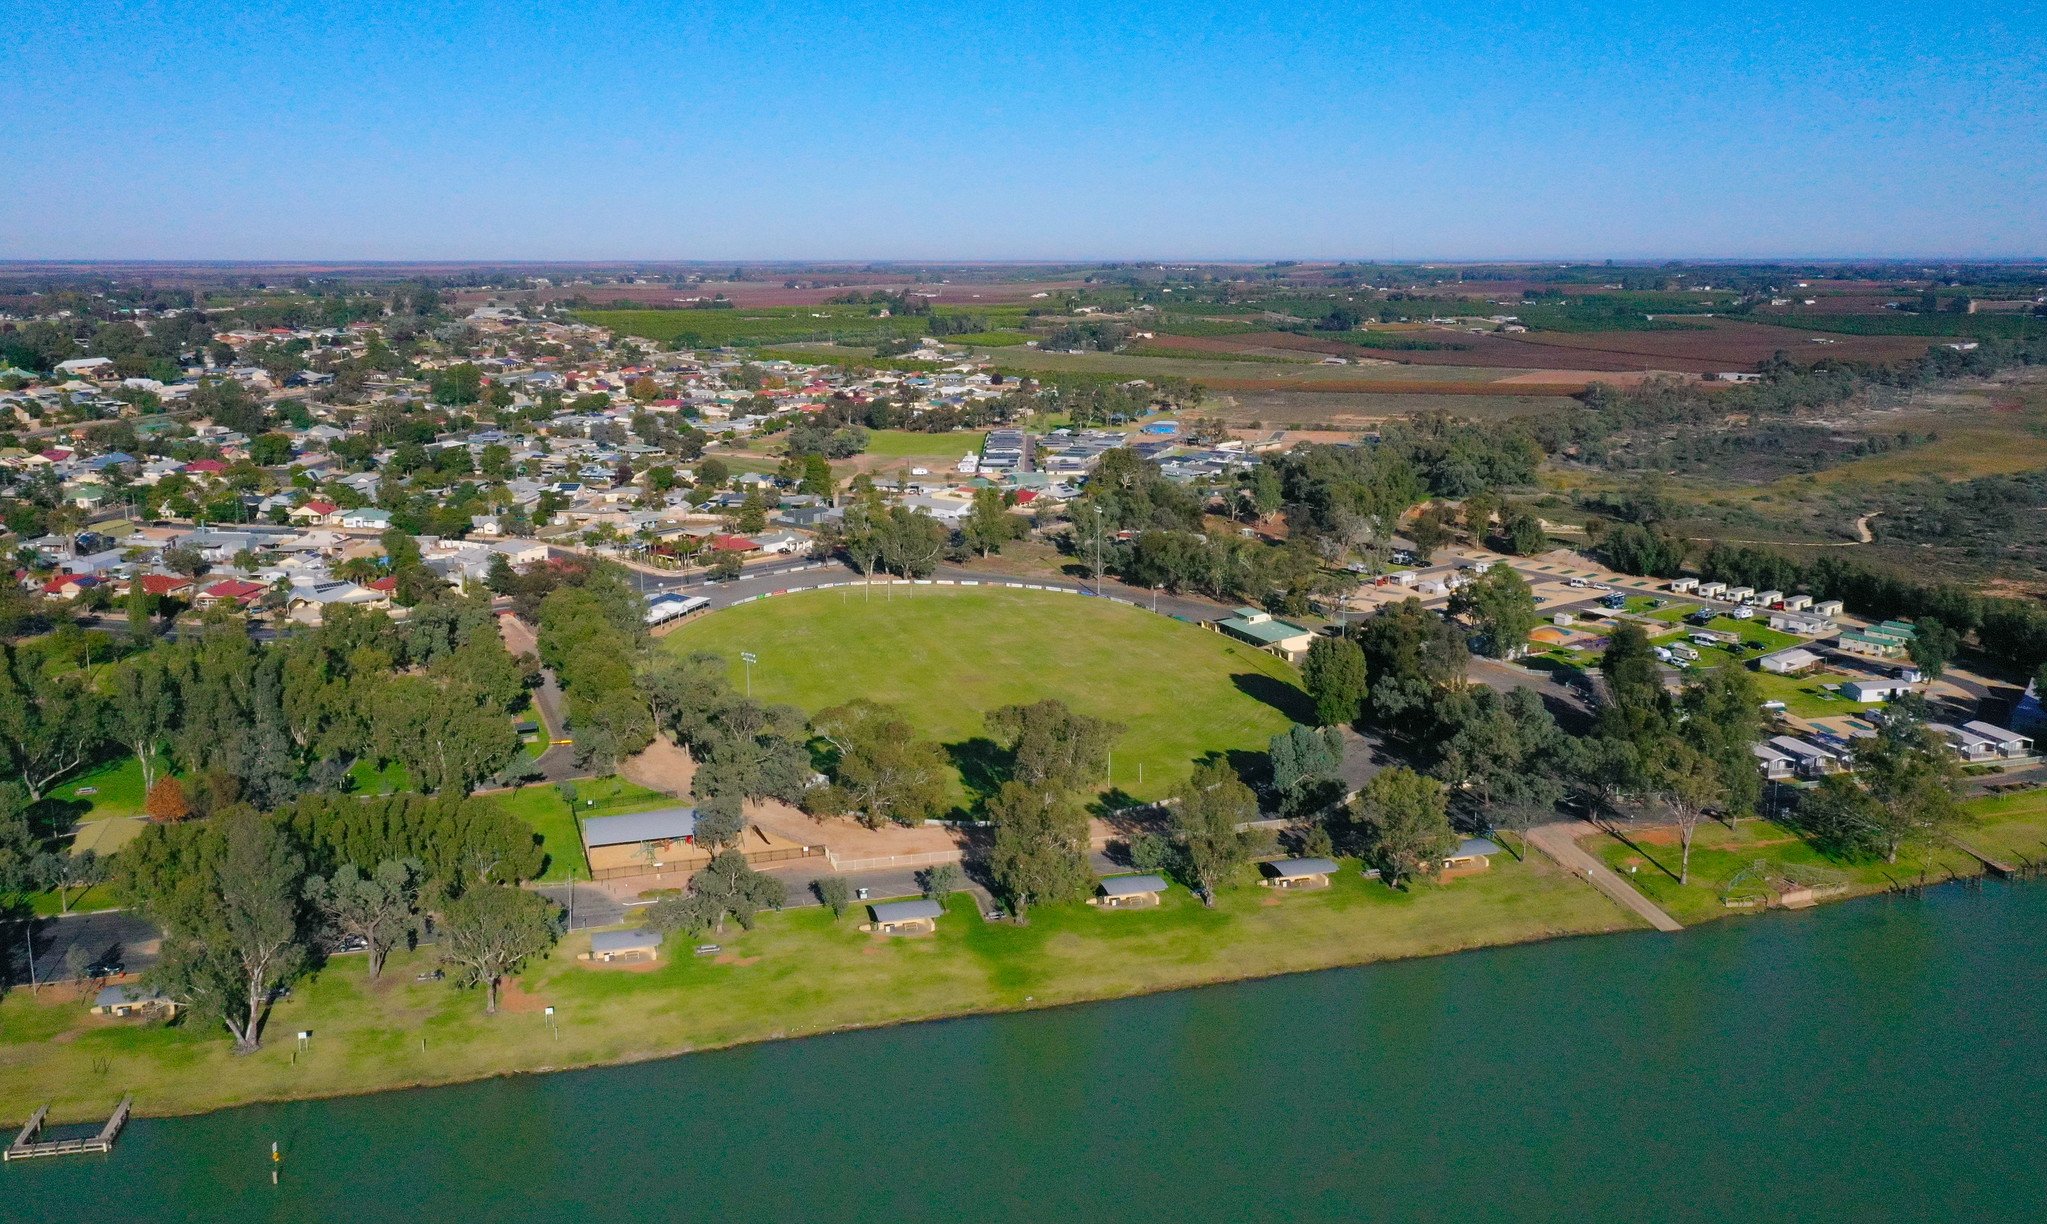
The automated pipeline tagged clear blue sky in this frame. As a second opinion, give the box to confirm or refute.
[5,1,2044,261]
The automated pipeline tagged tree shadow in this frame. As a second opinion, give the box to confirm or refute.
[1231,672,1317,725]
[944,736,1009,808]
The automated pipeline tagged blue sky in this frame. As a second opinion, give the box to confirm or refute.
[4,1,2044,260]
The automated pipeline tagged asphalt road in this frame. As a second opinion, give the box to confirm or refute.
[6,909,162,987]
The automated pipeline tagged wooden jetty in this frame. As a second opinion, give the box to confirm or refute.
[4,1096,132,1161]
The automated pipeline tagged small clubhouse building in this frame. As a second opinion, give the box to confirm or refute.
[581,807,697,880]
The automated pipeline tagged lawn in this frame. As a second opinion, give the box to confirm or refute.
[1584,816,1986,926]
[1748,669,1880,718]
[493,777,673,882]
[1958,789,2047,866]
[861,429,987,460]
[660,586,1309,804]
[0,851,1633,1124]
[47,756,150,821]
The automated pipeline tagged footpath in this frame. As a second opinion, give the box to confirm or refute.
[1525,820,1684,932]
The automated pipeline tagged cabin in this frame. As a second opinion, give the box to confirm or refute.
[1928,723,2001,763]
[1667,578,1698,594]
[1961,721,2033,759]
[1780,594,1813,612]
[1770,611,1834,637]
[1697,582,1728,599]
[1768,735,1842,778]
[584,929,662,964]
[1441,838,1502,876]
[91,985,180,1019]
[1216,608,1316,663]
[1091,874,1168,908]
[1726,586,1757,604]
[1814,600,1845,618]
[1753,742,1798,781]
[1843,677,1914,703]
[580,807,697,879]
[1260,857,1338,890]
[1759,647,1823,676]
[865,898,944,935]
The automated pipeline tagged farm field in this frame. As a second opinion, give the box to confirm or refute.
[1219,388,1581,427]
[976,345,1535,386]
[660,586,1307,805]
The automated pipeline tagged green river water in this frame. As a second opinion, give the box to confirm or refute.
[6,881,2046,1222]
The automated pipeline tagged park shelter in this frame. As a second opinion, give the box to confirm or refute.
[1092,874,1168,908]
[1261,857,1338,889]
[866,898,944,935]
[1442,838,1502,876]
[91,985,179,1019]
[584,929,663,964]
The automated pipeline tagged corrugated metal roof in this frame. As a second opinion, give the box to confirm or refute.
[1454,838,1502,858]
[1266,857,1338,878]
[590,928,662,954]
[580,806,696,847]
[1098,874,1168,898]
[870,899,944,923]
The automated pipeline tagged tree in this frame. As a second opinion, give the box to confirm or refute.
[815,700,951,827]
[1302,635,1367,727]
[1907,617,1962,681]
[1169,759,1259,904]
[1450,566,1538,659]
[36,847,105,915]
[438,883,560,1013]
[143,775,191,822]
[648,850,785,936]
[0,645,104,800]
[1653,742,1724,885]
[920,862,964,904]
[985,699,1121,794]
[814,875,852,918]
[306,859,422,980]
[1679,665,1763,822]
[986,782,1093,919]
[692,792,747,852]
[127,809,310,1052]
[1268,724,1345,818]
[1404,507,1452,562]
[962,487,1015,558]
[1351,767,1456,888]
[1838,714,1965,863]
[1355,600,1467,730]
[709,551,744,581]
[1501,509,1549,556]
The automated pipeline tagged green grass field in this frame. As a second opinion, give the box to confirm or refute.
[661,586,1308,804]
[860,429,987,460]
[48,756,149,821]
[0,851,1632,1123]
[493,777,673,882]
[1748,670,1881,718]
[1584,817,1979,926]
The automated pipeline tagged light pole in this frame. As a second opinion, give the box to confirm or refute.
[741,651,757,698]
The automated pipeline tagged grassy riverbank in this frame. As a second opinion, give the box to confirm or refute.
[1579,791,2047,927]
[0,852,1630,1124]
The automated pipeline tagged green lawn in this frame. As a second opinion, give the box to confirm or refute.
[493,777,673,882]
[1748,669,1881,718]
[347,758,413,796]
[48,756,150,821]
[1585,816,1988,926]
[0,851,1633,1123]
[862,429,987,460]
[1958,789,2047,866]
[661,586,1309,804]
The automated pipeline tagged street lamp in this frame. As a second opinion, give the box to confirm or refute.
[740,651,757,698]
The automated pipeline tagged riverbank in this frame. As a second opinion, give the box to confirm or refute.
[1,851,1632,1124]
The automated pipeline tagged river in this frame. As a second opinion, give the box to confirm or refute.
[8,881,2047,1222]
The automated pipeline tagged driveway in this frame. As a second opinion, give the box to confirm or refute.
[1525,821,1683,933]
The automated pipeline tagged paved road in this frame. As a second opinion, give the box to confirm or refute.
[1525,820,1684,933]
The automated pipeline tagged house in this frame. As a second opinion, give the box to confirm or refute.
[194,578,266,609]
[1753,742,1798,781]
[55,356,116,379]
[134,573,195,600]
[1780,594,1813,612]
[91,985,180,1018]
[583,929,663,964]
[1961,721,2033,759]
[864,898,944,935]
[1216,608,1316,662]
[1667,578,1699,594]
[1758,647,1823,675]
[1726,586,1756,604]
[1442,838,1502,875]
[40,573,101,600]
[1091,874,1168,908]
[1836,629,1907,659]
[1843,677,1915,703]
[1755,589,1784,606]
[289,499,339,524]
[709,534,756,554]
[336,508,393,530]
[1260,857,1338,889]
[1698,582,1727,599]
[580,807,697,879]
